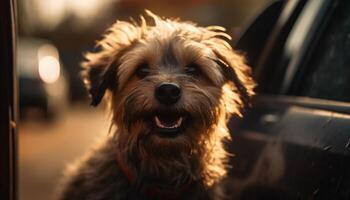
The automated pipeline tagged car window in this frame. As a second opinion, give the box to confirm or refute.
[296,0,350,102]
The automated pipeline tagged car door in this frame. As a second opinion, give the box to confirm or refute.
[0,0,18,200]
[229,0,350,199]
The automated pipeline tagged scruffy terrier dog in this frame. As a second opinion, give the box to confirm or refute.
[59,11,254,200]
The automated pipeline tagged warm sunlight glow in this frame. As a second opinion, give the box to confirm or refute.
[38,56,60,84]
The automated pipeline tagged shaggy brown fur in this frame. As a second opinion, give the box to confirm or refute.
[58,11,255,200]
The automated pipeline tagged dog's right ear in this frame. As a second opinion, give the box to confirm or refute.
[81,56,118,107]
[81,18,146,106]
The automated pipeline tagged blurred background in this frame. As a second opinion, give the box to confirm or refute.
[17,0,271,200]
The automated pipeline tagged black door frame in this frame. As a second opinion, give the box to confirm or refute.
[0,0,18,200]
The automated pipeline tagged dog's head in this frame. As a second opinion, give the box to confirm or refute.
[82,11,255,187]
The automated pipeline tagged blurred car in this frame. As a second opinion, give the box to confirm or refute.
[228,0,350,199]
[18,37,68,120]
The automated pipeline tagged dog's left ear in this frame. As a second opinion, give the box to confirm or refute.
[203,26,255,106]
[212,49,255,108]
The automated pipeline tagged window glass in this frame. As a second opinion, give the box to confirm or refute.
[297,1,350,102]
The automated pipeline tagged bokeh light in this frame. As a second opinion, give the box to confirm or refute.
[38,56,60,84]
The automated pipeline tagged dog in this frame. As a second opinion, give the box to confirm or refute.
[58,10,255,200]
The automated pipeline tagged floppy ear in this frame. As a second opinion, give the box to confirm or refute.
[81,57,118,106]
[202,26,255,108]
[81,19,144,106]
[210,48,255,108]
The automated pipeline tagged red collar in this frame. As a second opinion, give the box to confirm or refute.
[116,152,191,199]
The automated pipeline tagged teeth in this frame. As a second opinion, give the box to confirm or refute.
[175,117,183,128]
[154,116,183,129]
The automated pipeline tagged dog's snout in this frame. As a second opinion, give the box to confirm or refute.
[155,83,181,105]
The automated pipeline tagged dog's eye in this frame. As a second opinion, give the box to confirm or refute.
[185,63,200,76]
[136,63,150,78]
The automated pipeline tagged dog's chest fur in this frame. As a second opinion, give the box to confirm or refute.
[59,138,223,200]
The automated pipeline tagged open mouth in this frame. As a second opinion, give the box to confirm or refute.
[150,112,187,137]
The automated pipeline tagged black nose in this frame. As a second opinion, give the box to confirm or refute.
[155,83,181,105]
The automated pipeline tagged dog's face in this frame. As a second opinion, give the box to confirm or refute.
[82,11,254,186]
